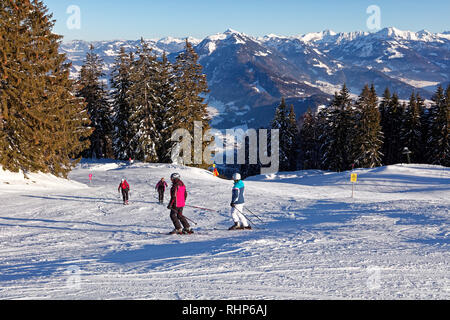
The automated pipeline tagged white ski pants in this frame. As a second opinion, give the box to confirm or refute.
[231,203,249,227]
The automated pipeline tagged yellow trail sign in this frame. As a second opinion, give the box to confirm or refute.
[350,173,357,198]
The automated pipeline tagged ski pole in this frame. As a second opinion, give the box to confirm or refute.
[245,207,264,223]
[233,206,257,229]
[184,215,198,226]
[185,205,219,212]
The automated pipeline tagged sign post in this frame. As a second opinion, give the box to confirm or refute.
[351,173,357,198]
[402,147,412,164]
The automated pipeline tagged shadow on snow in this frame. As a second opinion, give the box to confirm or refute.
[23,194,158,205]
[100,234,253,269]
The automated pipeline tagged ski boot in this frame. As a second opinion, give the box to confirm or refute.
[169,228,183,235]
[228,222,242,230]
[183,228,194,235]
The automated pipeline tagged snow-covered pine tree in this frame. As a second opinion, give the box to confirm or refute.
[154,53,178,163]
[426,85,449,166]
[127,39,160,162]
[0,0,91,177]
[110,47,133,160]
[400,92,423,164]
[352,84,383,168]
[76,45,113,159]
[298,108,320,170]
[173,40,212,168]
[319,84,355,172]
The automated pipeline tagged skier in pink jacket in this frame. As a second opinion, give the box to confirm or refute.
[167,173,192,235]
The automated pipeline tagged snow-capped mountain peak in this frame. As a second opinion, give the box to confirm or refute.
[157,36,200,45]
[370,27,450,42]
[205,29,247,42]
[261,33,287,40]
[297,29,337,43]
[224,28,242,35]
[374,27,420,41]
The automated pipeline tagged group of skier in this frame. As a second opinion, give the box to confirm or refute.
[117,172,251,234]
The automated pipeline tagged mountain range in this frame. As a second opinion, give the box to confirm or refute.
[60,27,450,129]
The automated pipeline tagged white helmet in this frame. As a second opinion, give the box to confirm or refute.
[232,173,241,181]
[171,173,180,180]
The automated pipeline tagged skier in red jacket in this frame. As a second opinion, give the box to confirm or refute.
[167,173,192,234]
[118,178,130,205]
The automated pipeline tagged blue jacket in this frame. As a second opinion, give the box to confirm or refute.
[231,180,245,205]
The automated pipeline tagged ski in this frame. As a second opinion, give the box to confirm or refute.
[159,229,197,236]
[165,232,195,236]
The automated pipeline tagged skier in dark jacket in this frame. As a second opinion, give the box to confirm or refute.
[167,173,192,234]
[155,178,168,204]
[118,178,130,205]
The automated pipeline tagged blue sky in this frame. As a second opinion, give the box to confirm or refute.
[42,0,450,41]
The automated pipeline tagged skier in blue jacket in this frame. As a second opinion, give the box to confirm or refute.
[229,173,251,230]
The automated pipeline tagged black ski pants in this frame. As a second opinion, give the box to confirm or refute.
[121,188,129,203]
[170,207,190,230]
[157,187,165,203]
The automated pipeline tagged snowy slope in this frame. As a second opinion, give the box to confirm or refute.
[0,166,88,193]
[0,160,448,299]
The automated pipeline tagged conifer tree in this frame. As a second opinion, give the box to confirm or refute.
[110,47,133,160]
[320,84,355,171]
[271,98,290,171]
[379,87,391,165]
[416,92,429,162]
[154,52,178,163]
[173,40,212,168]
[426,85,449,166]
[352,84,383,168]
[77,45,112,159]
[381,92,404,165]
[239,130,263,179]
[0,0,91,177]
[299,108,320,170]
[271,100,299,171]
[126,39,160,162]
[287,104,299,170]
[401,92,423,163]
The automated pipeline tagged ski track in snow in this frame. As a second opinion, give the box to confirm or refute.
[0,161,449,299]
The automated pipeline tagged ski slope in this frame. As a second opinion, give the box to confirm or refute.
[0,160,448,299]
